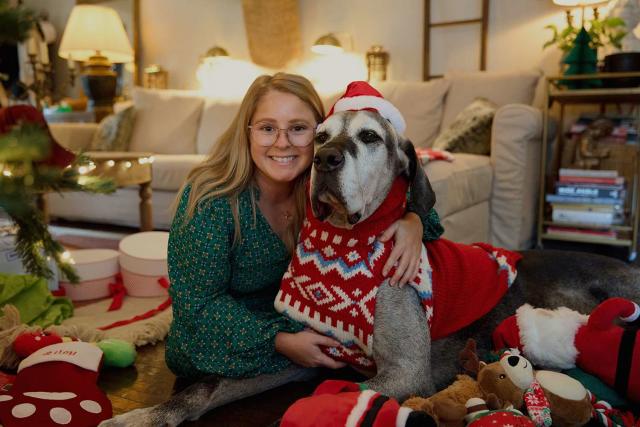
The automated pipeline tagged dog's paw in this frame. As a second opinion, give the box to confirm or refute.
[99,405,174,427]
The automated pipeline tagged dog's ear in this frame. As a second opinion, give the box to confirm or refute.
[397,138,436,215]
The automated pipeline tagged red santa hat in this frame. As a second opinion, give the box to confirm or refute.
[326,81,407,135]
[280,380,435,427]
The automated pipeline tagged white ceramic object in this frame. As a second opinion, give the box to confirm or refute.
[58,249,119,301]
[119,232,169,297]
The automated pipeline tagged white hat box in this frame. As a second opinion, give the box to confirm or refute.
[59,249,119,301]
[119,231,170,297]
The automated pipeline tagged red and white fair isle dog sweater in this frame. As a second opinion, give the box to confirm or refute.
[274,178,522,369]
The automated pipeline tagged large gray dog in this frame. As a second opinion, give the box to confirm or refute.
[102,110,640,427]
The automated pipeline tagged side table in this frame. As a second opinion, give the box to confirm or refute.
[85,151,154,231]
[41,152,154,231]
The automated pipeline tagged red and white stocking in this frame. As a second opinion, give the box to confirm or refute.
[0,341,112,427]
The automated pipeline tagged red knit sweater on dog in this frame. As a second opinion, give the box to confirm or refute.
[274,178,521,369]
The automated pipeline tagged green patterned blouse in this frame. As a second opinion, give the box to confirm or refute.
[166,184,443,380]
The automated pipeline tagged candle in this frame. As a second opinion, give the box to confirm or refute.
[26,37,38,56]
[39,41,49,65]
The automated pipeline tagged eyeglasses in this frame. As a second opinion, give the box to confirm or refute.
[248,122,315,147]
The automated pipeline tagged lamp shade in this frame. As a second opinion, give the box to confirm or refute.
[552,0,608,6]
[58,5,133,63]
[311,33,343,54]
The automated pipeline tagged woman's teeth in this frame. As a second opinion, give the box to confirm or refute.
[270,156,296,164]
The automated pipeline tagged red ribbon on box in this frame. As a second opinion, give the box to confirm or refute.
[107,274,126,311]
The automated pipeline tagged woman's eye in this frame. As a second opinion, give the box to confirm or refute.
[260,125,275,133]
[359,130,380,143]
[315,132,329,144]
[291,125,308,132]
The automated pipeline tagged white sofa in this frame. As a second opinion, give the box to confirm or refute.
[49,70,543,250]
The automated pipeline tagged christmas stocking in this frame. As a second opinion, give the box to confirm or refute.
[0,341,113,426]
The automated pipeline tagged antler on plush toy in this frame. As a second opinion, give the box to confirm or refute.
[493,297,640,403]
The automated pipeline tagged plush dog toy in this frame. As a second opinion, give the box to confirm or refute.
[460,341,592,427]
[280,380,436,427]
[492,297,640,403]
[402,374,483,427]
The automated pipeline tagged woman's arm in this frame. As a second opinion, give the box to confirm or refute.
[167,189,302,379]
[378,191,444,286]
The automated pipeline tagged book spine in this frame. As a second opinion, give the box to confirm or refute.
[558,176,625,185]
[552,209,614,224]
[546,194,623,205]
[546,226,616,238]
[559,168,618,178]
[550,203,620,213]
[555,184,625,199]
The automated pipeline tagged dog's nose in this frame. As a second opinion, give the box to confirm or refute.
[314,147,344,172]
[507,356,520,367]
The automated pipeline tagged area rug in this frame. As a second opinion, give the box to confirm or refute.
[0,295,172,370]
[0,230,173,370]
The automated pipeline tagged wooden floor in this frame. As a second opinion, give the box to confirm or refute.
[98,342,359,426]
[55,221,640,425]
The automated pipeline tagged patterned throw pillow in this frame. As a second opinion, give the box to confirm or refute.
[432,98,497,155]
[90,106,136,151]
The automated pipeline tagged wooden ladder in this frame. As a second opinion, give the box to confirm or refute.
[423,0,490,81]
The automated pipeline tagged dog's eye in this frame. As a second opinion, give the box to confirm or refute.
[359,130,380,143]
[315,132,329,144]
[499,374,506,379]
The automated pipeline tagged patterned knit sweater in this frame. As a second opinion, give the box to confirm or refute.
[275,178,521,369]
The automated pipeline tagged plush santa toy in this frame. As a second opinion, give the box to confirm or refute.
[280,380,436,427]
[0,341,113,427]
[492,297,640,403]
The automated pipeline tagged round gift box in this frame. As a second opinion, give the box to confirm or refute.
[119,231,169,297]
[59,249,119,301]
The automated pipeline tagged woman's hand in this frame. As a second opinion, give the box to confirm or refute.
[275,330,347,369]
[379,212,423,287]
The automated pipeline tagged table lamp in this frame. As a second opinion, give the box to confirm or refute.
[552,0,609,26]
[311,33,343,54]
[58,5,133,122]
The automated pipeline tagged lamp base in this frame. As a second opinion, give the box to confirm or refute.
[81,54,117,123]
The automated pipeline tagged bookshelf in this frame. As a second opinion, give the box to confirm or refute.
[537,73,640,261]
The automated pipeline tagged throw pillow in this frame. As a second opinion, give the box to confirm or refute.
[441,69,541,128]
[376,79,450,148]
[89,106,135,152]
[432,98,497,155]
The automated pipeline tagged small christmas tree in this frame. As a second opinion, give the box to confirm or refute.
[0,107,115,282]
[0,1,115,282]
[560,27,602,89]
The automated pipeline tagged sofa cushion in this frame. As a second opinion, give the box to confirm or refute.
[196,99,241,155]
[375,79,450,148]
[424,153,492,218]
[129,89,204,155]
[441,70,541,129]
[151,154,206,191]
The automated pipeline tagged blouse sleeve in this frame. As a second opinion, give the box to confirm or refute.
[406,189,444,242]
[167,188,302,379]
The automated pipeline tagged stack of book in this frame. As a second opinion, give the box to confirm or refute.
[545,168,626,240]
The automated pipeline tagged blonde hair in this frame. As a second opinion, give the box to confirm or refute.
[176,72,325,253]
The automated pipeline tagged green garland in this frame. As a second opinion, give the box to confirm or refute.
[0,0,35,44]
[1,125,116,282]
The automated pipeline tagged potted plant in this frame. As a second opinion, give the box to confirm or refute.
[544,15,628,88]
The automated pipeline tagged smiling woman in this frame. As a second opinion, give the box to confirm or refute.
[99,73,442,426]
